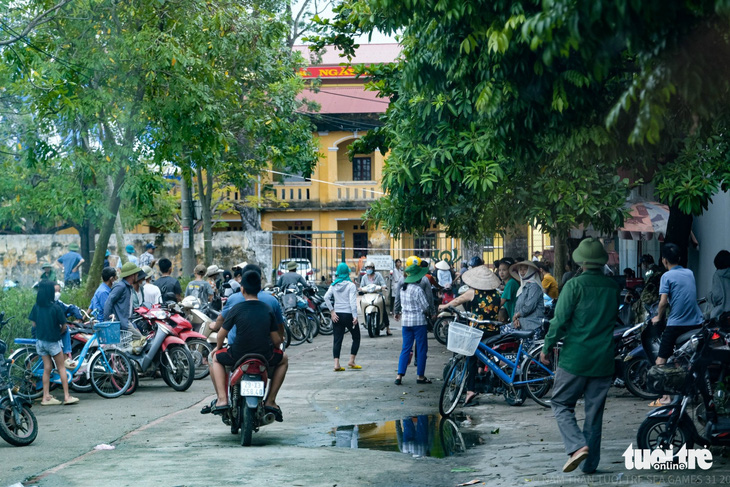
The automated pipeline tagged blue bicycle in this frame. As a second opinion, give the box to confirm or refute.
[9,322,133,399]
[439,311,556,415]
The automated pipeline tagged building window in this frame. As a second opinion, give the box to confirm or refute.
[353,157,372,181]
[353,232,368,258]
[414,233,437,258]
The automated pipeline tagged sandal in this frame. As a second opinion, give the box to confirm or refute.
[41,397,62,406]
[63,396,79,405]
[265,405,283,422]
[463,393,479,406]
[211,404,230,416]
[416,378,433,384]
[201,399,218,414]
[334,367,346,372]
[348,364,362,370]
[394,377,402,385]
[648,399,668,407]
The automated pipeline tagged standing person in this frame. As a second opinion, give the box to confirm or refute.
[323,262,361,371]
[88,267,116,320]
[540,238,619,474]
[39,262,57,283]
[141,266,162,305]
[223,268,243,298]
[359,261,391,335]
[434,260,453,290]
[103,262,145,339]
[510,260,545,333]
[560,263,576,290]
[394,255,436,322]
[391,259,404,313]
[649,242,704,407]
[138,243,156,269]
[29,281,79,406]
[438,265,502,405]
[125,245,139,266]
[532,250,542,262]
[498,257,518,322]
[56,243,84,287]
[154,258,183,302]
[394,263,432,385]
[185,264,214,303]
[276,261,308,289]
[709,250,730,322]
[538,262,559,300]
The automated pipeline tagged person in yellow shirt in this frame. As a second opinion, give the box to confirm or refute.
[538,262,559,300]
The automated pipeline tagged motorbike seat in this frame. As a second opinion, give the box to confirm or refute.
[676,328,701,347]
[501,330,536,341]
[232,353,270,370]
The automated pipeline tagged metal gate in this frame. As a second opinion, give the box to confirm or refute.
[271,231,345,282]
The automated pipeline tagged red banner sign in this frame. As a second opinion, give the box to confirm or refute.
[298,66,358,78]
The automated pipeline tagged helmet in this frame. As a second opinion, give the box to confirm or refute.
[364,261,375,268]
[405,255,421,268]
[468,256,484,268]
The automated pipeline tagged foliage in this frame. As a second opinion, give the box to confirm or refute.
[311,0,730,241]
[0,288,37,353]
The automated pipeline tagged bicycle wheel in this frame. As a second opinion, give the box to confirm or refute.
[287,311,307,346]
[521,348,554,408]
[439,356,468,416]
[89,350,133,398]
[8,348,42,400]
[69,345,93,393]
[304,314,316,343]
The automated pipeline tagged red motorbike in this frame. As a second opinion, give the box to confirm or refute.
[156,302,213,380]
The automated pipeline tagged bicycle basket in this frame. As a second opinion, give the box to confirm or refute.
[93,321,121,345]
[281,293,298,310]
[646,364,688,395]
[447,322,483,356]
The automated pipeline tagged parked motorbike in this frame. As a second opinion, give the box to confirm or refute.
[127,307,196,391]
[359,283,387,338]
[302,284,333,336]
[433,305,467,345]
[181,296,221,349]
[158,302,213,380]
[276,287,311,346]
[0,313,38,446]
[225,354,278,446]
[637,323,730,453]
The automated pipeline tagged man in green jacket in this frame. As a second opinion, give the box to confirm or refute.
[541,238,619,474]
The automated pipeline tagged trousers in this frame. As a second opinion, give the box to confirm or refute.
[397,325,428,377]
[332,313,360,359]
[550,367,612,474]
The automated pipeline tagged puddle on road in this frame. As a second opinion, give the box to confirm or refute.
[328,413,484,458]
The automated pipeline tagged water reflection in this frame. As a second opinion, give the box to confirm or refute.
[330,414,483,458]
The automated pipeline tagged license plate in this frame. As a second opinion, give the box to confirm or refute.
[240,380,265,397]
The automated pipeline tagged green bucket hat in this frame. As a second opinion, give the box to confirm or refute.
[404,263,429,284]
[69,243,80,252]
[572,238,608,269]
[119,261,143,278]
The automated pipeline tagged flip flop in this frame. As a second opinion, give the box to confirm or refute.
[648,399,668,407]
[463,393,480,406]
[211,404,230,416]
[416,378,433,384]
[201,399,217,414]
[348,364,362,370]
[386,332,393,336]
[394,378,402,385]
[63,396,79,405]
[334,367,346,372]
[41,397,62,406]
[265,405,283,422]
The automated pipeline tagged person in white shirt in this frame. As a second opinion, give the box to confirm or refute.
[141,266,162,305]
[323,262,361,371]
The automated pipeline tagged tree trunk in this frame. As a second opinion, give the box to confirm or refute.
[234,182,262,231]
[180,167,195,277]
[664,204,693,267]
[503,225,529,262]
[109,175,127,265]
[84,166,126,299]
[552,232,568,284]
[196,165,214,265]
[79,219,95,277]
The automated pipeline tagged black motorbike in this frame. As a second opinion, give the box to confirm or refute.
[0,313,38,446]
[637,321,730,453]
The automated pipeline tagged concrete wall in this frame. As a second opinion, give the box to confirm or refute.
[0,231,273,287]
[691,190,730,300]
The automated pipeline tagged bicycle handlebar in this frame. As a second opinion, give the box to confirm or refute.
[451,308,504,327]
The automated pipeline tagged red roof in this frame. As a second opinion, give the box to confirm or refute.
[299,86,388,114]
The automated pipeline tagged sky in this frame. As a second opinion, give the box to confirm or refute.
[292,0,397,44]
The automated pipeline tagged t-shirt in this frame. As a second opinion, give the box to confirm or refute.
[659,266,704,327]
[501,278,519,320]
[185,279,214,303]
[222,291,285,344]
[28,303,66,342]
[155,276,182,299]
[57,251,83,281]
[222,300,277,359]
[542,273,559,299]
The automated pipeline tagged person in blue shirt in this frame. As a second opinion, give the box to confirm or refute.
[210,264,285,344]
[125,245,139,266]
[88,267,117,320]
[56,243,84,287]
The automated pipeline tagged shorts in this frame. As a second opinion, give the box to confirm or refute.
[36,339,63,357]
[214,347,283,368]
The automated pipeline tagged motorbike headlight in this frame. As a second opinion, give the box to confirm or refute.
[152,309,168,320]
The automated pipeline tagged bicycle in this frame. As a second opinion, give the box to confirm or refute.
[439,310,555,415]
[9,321,133,399]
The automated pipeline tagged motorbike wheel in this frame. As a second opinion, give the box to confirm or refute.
[124,367,139,396]
[503,385,526,406]
[241,406,254,446]
[521,348,554,408]
[366,314,376,338]
[69,345,93,393]
[318,310,334,335]
[160,345,195,391]
[187,339,213,380]
[304,315,316,343]
[310,313,320,338]
[439,356,468,416]
[434,317,450,346]
[637,416,695,454]
[7,348,42,400]
[90,350,133,399]
[624,358,660,400]
[0,402,38,446]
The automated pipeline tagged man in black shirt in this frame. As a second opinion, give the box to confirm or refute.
[154,258,182,302]
[207,270,288,420]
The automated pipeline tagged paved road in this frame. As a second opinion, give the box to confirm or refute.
[3,326,729,487]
